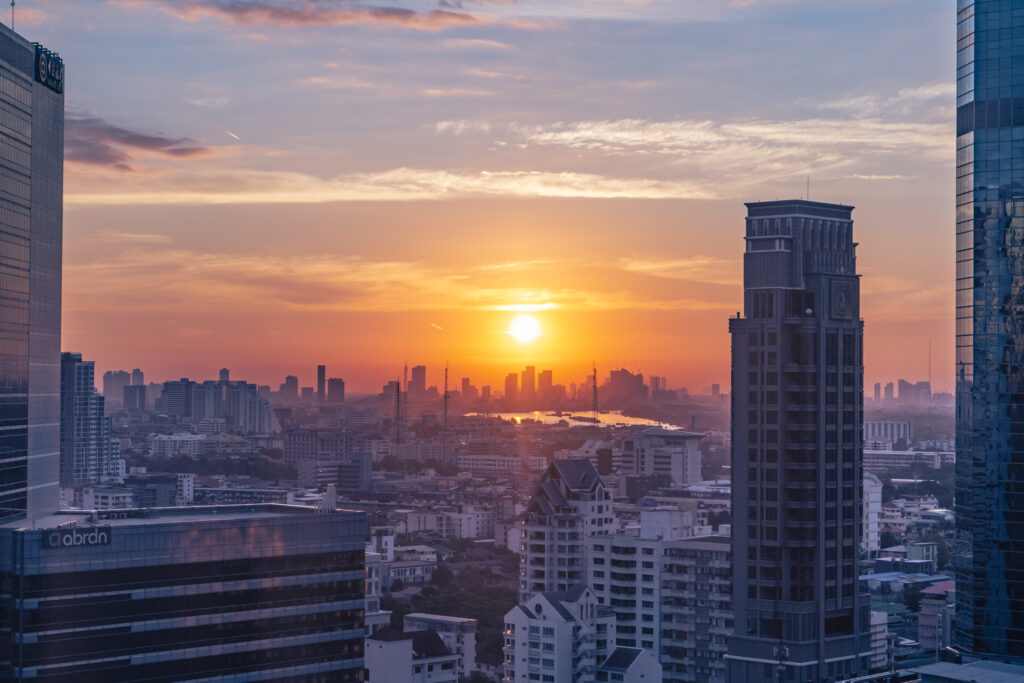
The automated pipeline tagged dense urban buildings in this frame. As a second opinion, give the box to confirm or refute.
[0,24,64,522]
[953,0,1024,662]
[727,200,870,680]
[0,505,367,681]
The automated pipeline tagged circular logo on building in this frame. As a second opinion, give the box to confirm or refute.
[37,54,48,85]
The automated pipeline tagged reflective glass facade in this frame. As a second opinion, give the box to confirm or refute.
[727,201,870,682]
[0,24,62,522]
[954,0,1024,660]
[0,505,367,681]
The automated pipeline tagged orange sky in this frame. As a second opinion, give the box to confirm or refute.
[35,0,955,393]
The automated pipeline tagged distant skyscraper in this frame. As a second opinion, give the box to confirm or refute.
[317,364,326,402]
[537,369,553,400]
[884,381,894,401]
[727,200,870,681]
[0,27,64,521]
[327,377,345,403]
[504,373,518,402]
[409,365,426,398]
[131,368,144,386]
[123,384,146,413]
[954,0,1024,660]
[219,367,229,382]
[521,366,535,402]
[102,369,130,410]
[873,382,881,402]
[280,375,298,398]
[60,353,114,486]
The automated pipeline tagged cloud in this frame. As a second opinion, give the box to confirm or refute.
[441,38,513,49]
[65,166,715,205]
[65,113,214,170]
[65,248,731,315]
[188,96,231,107]
[431,115,951,192]
[118,0,482,30]
[618,256,741,286]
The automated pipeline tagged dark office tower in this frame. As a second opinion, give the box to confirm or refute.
[123,384,146,413]
[0,505,366,681]
[873,382,881,402]
[328,377,345,403]
[160,378,195,417]
[0,28,64,521]
[317,364,326,402]
[521,365,535,402]
[60,354,113,486]
[219,367,229,383]
[409,365,426,398]
[131,368,144,386]
[954,0,1024,661]
[727,200,870,681]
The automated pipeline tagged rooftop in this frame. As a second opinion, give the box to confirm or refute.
[911,661,1024,682]
[600,647,644,671]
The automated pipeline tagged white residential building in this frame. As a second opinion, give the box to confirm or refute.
[367,526,396,562]
[406,613,477,679]
[863,421,911,449]
[863,471,882,556]
[503,585,614,683]
[520,460,615,600]
[366,626,458,683]
[622,428,703,486]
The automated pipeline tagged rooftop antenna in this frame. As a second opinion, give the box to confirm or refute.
[9,1,13,31]
[806,176,811,201]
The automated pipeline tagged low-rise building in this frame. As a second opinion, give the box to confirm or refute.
[366,626,459,683]
[596,646,662,682]
[405,613,477,679]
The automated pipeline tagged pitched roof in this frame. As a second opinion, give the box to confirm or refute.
[368,625,411,642]
[551,459,602,491]
[600,647,643,671]
[411,630,450,658]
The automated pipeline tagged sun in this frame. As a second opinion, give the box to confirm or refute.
[508,314,542,345]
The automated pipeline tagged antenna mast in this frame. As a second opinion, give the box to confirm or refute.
[10,1,13,32]
[442,363,449,462]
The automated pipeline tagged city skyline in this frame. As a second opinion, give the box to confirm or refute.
[11,0,956,393]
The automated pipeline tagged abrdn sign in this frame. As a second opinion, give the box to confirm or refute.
[43,526,112,549]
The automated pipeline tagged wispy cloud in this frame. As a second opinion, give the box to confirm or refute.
[117,0,484,30]
[65,248,732,315]
[618,256,741,286]
[65,112,215,171]
[65,166,714,205]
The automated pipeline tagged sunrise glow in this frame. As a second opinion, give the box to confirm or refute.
[508,314,543,345]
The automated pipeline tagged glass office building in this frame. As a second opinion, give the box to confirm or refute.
[0,23,63,522]
[954,0,1024,660]
[0,505,367,681]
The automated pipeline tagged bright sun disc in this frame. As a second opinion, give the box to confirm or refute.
[508,314,542,345]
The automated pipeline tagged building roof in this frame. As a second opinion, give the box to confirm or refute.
[636,427,704,439]
[920,580,955,596]
[551,459,603,491]
[367,627,451,658]
[911,660,1024,682]
[599,647,643,672]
